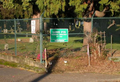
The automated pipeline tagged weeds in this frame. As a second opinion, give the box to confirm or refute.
[0,59,45,73]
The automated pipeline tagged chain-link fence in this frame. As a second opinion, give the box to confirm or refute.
[0,19,15,55]
[42,18,84,58]
[0,18,41,59]
[93,17,120,51]
[42,17,120,59]
[0,17,120,63]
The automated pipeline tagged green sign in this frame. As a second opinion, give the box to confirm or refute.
[50,29,68,42]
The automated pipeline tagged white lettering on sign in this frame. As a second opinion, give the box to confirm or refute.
[50,29,68,42]
[52,34,58,35]
[61,31,66,33]
[59,34,67,35]
[55,40,65,42]
[53,31,60,33]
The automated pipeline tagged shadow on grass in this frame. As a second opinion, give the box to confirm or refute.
[74,39,83,43]
[8,47,14,50]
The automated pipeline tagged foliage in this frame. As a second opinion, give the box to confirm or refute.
[0,0,120,19]
[99,0,120,16]
[0,59,18,67]
[0,0,33,18]
[0,59,45,73]
[36,0,66,17]
[69,0,87,17]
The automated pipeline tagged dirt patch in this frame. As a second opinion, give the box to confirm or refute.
[1,48,120,74]
[45,49,120,75]
[50,55,120,74]
[0,39,14,44]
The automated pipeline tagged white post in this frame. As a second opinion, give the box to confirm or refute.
[45,48,47,68]
[87,44,91,66]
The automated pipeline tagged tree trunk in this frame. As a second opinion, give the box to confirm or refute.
[83,10,106,46]
[83,21,92,46]
[32,13,40,40]
[44,22,47,34]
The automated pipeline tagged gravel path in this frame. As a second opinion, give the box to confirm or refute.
[0,66,120,82]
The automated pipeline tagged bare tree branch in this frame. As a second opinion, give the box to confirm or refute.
[107,20,115,29]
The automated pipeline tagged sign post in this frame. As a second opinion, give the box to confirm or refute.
[50,29,68,42]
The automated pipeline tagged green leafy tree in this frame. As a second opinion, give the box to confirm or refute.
[1,0,120,18]
[0,0,33,18]
[0,0,120,44]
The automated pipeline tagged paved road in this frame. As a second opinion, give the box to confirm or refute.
[0,66,120,82]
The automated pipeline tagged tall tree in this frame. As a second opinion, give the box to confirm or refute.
[1,0,120,43]
[1,0,120,18]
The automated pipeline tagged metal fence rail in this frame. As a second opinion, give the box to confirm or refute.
[0,17,120,63]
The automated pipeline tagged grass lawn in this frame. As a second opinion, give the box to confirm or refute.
[106,36,120,50]
[0,34,120,57]
[45,36,83,49]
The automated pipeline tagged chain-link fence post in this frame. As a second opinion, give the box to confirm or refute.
[91,11,95,32]
[40,14,44,63]
[14,19,17,56]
